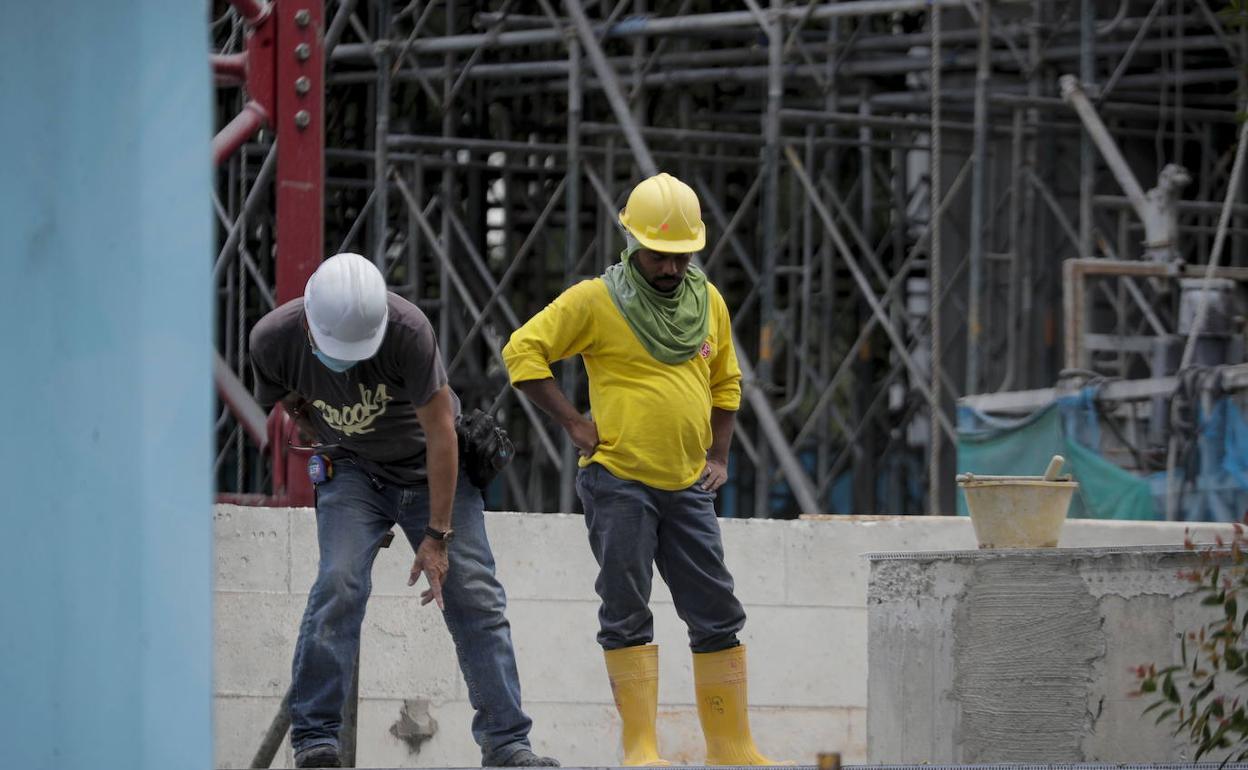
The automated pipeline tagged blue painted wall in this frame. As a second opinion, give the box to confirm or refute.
[0,3,213,769]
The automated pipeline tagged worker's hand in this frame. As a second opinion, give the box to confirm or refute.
[566,417,600,458]
[700,457,729,492]
[408,538,449,609]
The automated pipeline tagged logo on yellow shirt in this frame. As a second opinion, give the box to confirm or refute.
[313,383,393,436]
[700,340,712,359]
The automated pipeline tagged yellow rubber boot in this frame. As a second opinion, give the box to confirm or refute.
[693,645,778,765]
[604,645,672,766]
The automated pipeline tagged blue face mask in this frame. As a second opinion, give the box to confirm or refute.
[314,349,357,372]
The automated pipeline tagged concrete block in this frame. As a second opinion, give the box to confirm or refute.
[1063,518,1233,548]
[215,592,305,697]
[358,596,462,700]
[1084,595,1185,761]
[353,697,481,768]
[721,518,788,605]
[786,518,977,608]
[507,598,605,703]
[214,695,292,769]
[214,505,290,593]
[867,547,1211,764]
[749,706,867,764]
[488,512,601,602]
[738,606,867,708]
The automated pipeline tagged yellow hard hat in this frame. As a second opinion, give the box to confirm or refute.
[618,172,706,253]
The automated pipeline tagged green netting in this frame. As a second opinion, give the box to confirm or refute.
[957,389,1159,520]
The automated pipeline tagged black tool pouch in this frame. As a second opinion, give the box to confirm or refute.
[455,408,515,490]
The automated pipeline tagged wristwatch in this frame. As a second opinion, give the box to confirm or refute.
[424,525,455,544]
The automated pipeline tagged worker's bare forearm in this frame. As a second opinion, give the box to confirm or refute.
[515,378,583,428]
[415,385,460,532]
[709,407,736,463]
[423,426,457,532]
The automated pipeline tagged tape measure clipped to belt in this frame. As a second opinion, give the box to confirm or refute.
[307,453,334,485]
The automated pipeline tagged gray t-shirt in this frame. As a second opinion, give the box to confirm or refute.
[249,292,459,485]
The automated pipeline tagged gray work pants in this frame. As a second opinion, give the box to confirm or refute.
[575,462,745,653]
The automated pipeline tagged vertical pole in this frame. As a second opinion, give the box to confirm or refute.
[853,88,876,515]
[560,38,584,514]
[818,16,841,504]
[756,0,782,517]
[1079,0,1096,260]
[340,656,360,767]
[966,0,991,395]
[927,0,944,515]
[372,3,391,267]
[440,0,456,355]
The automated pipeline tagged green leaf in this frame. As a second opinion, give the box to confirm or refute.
[1142,678,1158,693]
[1228,648,1244,670]
[1165,673,1181,703]
[1156,707,1178,725]
[1205,595,1226,606]
[1228,596,1239,622]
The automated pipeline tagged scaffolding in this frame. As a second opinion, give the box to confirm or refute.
[211,0,1248,518]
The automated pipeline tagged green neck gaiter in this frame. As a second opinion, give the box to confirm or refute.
[602,245,710,364]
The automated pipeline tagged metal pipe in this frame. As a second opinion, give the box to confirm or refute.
[1079,0,1096,259]
[447,176,569,372]
[1099,0,1169,101]
[339,33,1231,86]
[213,144,278,281]
[785,146,957,442]
[323,0,360,57]
[564,0,658,177]
[1061,76,1152,229]
[1178,115,1248,371]
[212,53,248,85]
[928,0,944,515]
[214,351,269,451]
[248,690,290,768]
[561,36,584,516]
[754,0,783,518]
[212,101,268,167]
[333,0,968,58]
[966,0,991,396]
[393,174,564,468]
[372,2,391,268]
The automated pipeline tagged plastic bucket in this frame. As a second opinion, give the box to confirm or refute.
[957,475,1078,549]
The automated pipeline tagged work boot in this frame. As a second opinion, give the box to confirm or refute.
[604,644,672,766]
[294,743,341,768]
[693,645,778,765]
[485,747,561,767]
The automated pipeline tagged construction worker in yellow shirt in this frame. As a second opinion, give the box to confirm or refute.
[503,172,777,766]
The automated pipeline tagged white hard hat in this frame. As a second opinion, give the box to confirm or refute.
[304,253,389,361]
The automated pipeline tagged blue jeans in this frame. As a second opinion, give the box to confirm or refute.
[575,463,745,653]
[289,462,533,762]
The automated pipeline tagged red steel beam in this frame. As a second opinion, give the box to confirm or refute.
[274,1,324,302]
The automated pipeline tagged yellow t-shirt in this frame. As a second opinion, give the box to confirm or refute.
[503,278,742,490]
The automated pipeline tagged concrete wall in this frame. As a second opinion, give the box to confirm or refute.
[216,507,1234,768]
[867,547,1212,764]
